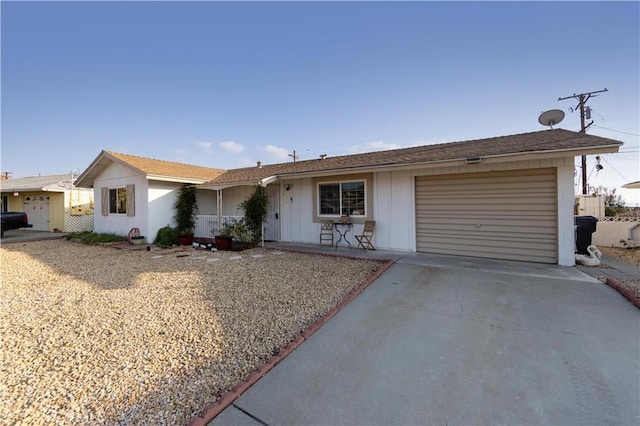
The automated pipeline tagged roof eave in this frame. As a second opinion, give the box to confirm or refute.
[145,175,211,184]
[265,143,625,180]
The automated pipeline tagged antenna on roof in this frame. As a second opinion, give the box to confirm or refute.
[288,150,298,162]
[538,109,565,129]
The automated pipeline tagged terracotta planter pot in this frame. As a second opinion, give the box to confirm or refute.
[176,235,194,246]
[214,236,233,250]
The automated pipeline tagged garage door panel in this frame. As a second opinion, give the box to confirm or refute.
[417,225,556,237]
[416,213,556,224]
[415,169,557,263]
[416,244,555,263]
[416,177,555,192]
[417,230,557,245]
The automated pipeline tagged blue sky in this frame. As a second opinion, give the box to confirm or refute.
[2,1,639,204]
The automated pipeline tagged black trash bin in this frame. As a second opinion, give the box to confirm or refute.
[574,215,598,254]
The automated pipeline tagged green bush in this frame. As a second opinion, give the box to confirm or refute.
[220,219,252,242]
[239,184,269,243]
[64,232,126,244]
[154,226,176,247]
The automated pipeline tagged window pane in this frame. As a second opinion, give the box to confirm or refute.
[109,189,117,214]
[319,183,340,215]
[341,181,365,216]
[117,188,127,214]
[109,188,127,214]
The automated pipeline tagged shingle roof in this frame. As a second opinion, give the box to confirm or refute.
[106,151,225,181]
[75,150,225,187]
[75,129,622,189]
[0,174,76,192]
[207,129,622,186]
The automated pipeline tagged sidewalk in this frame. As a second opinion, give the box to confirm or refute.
[576,254,640,282]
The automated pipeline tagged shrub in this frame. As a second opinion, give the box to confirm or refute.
[174,186,198,236]
[220,219,252,242]
[64,232,126,244]
[239,184,269,243]
[154,226,176,247]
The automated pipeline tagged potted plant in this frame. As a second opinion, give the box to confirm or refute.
[214,220,235,251]
[174,185,198,246]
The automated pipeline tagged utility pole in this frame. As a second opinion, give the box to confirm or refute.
[288,150,298,162]
[558,88,608,195]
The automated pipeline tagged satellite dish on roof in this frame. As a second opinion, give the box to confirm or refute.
[538,109,565,129]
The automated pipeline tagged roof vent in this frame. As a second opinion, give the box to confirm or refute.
[320,154,327,160]
[257,161,262,168]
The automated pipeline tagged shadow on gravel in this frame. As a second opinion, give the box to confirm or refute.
[0,239,385,424]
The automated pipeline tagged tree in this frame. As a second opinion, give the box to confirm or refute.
[590,185,626,217]
[174,185,198,235]
[240,184,269,244]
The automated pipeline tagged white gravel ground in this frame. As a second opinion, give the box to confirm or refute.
[0,240,382,424]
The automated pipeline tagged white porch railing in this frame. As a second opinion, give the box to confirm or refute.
[194,214,243,238]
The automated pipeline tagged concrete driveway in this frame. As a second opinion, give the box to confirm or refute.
[0,229,66,243]
[210,253,640,425]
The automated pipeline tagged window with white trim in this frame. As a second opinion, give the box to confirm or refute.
[318,180,366,217]
[109,187,127,214]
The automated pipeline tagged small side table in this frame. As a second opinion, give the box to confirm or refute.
[333,222,353,248]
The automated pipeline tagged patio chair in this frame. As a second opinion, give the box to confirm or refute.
[320,220,334,246]
[355,220,376,250]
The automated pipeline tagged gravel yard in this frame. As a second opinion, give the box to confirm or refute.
[599,246,640,300]
[0,240,382,424]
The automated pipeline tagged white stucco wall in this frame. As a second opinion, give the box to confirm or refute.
[147,181,182,242]
[374,170,414,251]
[93,162,148,238]
[280,178,315,243]
[275,156,578,265]
[557,165,576,266]
[593,221,640,248]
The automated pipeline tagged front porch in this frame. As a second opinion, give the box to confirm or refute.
[194,214,243,242]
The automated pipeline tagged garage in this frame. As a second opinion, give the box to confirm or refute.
[416,168,557,263]
[24,195,50,231]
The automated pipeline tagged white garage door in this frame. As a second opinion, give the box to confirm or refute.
[416,169,557,263]
[24,195,50,231]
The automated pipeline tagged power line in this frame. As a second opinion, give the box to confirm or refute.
[600,157,631,182]
[558,88,608,195]
[592,125,639,137]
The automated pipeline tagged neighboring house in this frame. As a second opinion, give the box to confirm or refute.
[74,151,225,241]
[622,180,640,190]
[0,174,94,233]
[78,129,622,265]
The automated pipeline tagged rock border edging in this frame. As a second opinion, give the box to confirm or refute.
[188,254,395,425]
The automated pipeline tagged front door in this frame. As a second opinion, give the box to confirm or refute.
[264,185,280,241]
